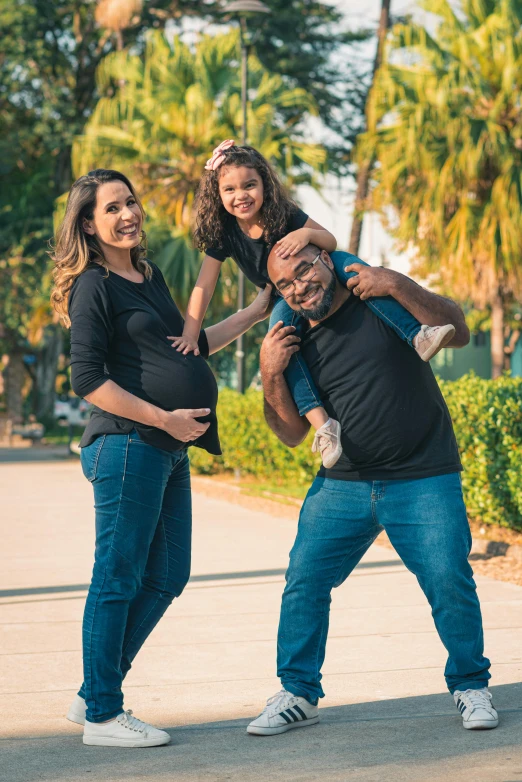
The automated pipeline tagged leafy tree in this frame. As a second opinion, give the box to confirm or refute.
[73,30,325,296]
[72,29,326,385]
[0,0,367,415]
[360,0,522,377]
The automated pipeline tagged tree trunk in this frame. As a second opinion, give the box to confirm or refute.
[504,328,520,373]
[491,291,505,379]
[349,159,373,255]
[4,351,26,424]
[35,326,64,422]
[348,0,391,256]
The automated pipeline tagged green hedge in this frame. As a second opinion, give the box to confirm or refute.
[439,374,522,530]
[190,376,522,531]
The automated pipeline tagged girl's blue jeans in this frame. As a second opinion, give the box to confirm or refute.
[269,251,421,416]
[78,430,191,723]
[278,473,491,703]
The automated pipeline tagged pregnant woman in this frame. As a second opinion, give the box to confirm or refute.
[50,169,270,748]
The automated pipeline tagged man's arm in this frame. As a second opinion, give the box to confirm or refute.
[344,264,470,347]
[260,322,311,448]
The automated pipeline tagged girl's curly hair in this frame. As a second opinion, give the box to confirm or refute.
[193,145,299,252]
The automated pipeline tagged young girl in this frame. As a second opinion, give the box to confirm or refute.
[173,140,455,468]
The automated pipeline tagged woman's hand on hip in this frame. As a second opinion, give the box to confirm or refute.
[161,408,211,441]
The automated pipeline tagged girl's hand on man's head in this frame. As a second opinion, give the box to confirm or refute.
[274,228,311,258]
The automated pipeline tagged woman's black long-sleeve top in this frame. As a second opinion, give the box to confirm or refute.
[69,262,221,455]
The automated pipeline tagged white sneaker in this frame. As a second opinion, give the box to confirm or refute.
[312,418,342,469]
[454,688,499,730]
[67,694,87,726]
[247,689,319,736]
[413,324,456,361]
[83,709,171,747]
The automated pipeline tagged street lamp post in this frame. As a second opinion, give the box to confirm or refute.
[222,0,270,393]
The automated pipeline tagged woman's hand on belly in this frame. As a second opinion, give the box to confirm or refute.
[159,407,211,442]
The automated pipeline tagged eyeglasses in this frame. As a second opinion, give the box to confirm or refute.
[276,253,322,299]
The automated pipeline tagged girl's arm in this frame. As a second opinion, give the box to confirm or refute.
[171,255,222,355]
[274,217,337,259]
[171,286,272,356]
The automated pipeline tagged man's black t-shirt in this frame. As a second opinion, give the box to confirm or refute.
[299,294,462,481]
[206,208,308,288]
[69,263,221,455]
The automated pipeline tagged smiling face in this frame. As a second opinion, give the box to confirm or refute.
[218,165,264,222]
[82,180,143,252]
[268,246,339,322]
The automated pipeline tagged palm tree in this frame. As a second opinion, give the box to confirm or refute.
[359,0,522,377]
[72,29,326,306]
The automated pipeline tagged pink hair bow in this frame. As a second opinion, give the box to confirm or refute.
[204,139,236,171]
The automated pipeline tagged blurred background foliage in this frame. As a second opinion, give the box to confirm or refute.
[2,0,522,487]
[358,0,522,377]
[0,0,371,420]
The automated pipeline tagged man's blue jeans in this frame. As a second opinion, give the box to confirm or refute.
[269,251,422,416]
[79,431,191,723]
[278,473,491,703]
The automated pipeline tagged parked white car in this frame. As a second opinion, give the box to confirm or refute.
[53,396,91,427]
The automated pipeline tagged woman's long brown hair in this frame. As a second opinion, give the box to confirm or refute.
[50,169,151,327]
[193,145,299,253]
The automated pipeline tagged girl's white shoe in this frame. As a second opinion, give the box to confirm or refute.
[312,418,342,468]
[413,324,455,361]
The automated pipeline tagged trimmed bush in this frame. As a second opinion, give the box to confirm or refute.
[439,374,522,530]
[190,376,522,531]
[189,388,319,484]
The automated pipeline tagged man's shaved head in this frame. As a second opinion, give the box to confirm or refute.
[267,243,321,285]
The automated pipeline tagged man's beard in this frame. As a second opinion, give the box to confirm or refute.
[295,272,336,321]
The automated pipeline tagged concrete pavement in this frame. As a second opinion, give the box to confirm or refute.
[1,457,521,782]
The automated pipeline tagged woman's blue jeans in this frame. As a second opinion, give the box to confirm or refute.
[79,430,191,723]
[269,251,422,416]
[277,473,491,703]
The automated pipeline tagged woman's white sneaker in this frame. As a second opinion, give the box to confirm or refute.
[247,689,319,736]
[454,688,499,730]
[83,709,171,747]
[67,694,87,726]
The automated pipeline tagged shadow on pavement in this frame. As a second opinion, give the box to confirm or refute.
[0,560,403,599]
[2,684,522,782]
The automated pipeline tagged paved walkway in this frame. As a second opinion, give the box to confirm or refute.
[1,458,521,782]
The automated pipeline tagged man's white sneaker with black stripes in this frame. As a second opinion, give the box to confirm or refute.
[247,689,319,736]
[454,688,499,730]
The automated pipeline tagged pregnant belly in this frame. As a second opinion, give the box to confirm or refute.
[139,352,219,412]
